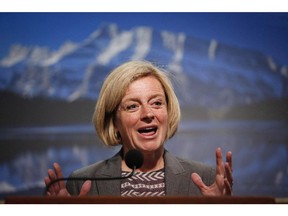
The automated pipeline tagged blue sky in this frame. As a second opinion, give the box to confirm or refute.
[0,12,287,65]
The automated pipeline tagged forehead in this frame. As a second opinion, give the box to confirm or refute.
[123,76,165,99]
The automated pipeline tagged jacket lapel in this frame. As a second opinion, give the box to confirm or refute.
[96,150,123,196]
[164,150,189,196]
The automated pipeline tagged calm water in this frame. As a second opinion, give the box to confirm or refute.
[1,120,288,198]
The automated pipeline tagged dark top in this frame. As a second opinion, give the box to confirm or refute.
[66,148,216,196]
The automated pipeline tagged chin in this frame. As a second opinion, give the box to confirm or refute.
[138,143,164,153]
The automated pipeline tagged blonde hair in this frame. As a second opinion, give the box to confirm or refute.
[93,60,181,146]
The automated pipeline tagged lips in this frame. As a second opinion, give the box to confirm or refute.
[138,126,158,136]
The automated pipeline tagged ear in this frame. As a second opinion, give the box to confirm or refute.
[116,131,121,141]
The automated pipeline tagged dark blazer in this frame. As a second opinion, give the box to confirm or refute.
[66,149,216,196]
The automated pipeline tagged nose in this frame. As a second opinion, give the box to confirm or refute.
[140,104,154,120]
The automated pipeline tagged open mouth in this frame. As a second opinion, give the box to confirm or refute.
[138,126,158,135]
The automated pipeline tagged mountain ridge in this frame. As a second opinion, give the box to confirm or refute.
[0,23,287,109]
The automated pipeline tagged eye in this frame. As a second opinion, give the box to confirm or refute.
[153,101,162,106]
[125,103,139,112]
[151,99,165,108]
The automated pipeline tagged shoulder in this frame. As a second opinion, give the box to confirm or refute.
[164,150,215,177]
[176,156,215,174]
[69,160,106,177]
[164,150,216,193]
[69,150,122,178]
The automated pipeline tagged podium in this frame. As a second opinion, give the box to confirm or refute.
[5,196,276,204]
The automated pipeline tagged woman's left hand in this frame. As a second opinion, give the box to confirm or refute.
[191,147,233,196]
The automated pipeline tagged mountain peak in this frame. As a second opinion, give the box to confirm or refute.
[0,23,287,107]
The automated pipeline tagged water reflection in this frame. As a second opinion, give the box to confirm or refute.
[0,120,287,198]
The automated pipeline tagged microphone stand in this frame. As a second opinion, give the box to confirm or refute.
[44,166,136,195]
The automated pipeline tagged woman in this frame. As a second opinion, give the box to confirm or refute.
[45,60,233,196]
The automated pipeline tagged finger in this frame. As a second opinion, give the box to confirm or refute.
[226,151,232,172]
[53,163,66,189]
[224,178,232,195]
[79,180,92,196]
[58,188,71,197]
[44,176,54,195]
[225,162,233,187]
[215,148,225,177]
[215,173,224,188]
[48,168,60,194]
[44,176,52,195]
[44,176,50,186]
[191,173,207,190]
[214,174,229,196]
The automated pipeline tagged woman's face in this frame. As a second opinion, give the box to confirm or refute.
[115,76,168,153]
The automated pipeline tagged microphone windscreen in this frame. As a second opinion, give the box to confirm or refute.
[125,149,144,169]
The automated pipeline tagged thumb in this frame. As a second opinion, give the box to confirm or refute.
[79,180,92,196]
[191,173,206,190]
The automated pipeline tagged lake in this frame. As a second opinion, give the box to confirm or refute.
[1,120,287,198]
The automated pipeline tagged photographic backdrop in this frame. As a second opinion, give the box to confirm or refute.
[0,13,288,199]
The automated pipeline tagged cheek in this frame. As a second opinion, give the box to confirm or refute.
[115,113,138,131]
[156,111,169,128]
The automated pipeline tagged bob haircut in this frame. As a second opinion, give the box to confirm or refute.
[93,60,181,147]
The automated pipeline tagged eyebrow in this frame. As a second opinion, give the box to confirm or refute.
[121,94,166,103]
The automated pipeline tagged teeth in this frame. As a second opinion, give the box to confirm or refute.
[144,127,154,131]
[138,127,157,133]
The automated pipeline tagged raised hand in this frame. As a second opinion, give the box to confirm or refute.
[44,162,91,196]
[191,147,233,196]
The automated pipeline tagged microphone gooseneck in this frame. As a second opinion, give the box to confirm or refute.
[45,149,144,195]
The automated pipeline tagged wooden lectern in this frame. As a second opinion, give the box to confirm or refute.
[5,196,276,204]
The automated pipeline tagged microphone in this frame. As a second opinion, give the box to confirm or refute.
[44,149,144,194]
[124,149,144,170]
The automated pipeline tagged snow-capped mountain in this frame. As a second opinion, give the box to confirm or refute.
[0,23,287,108]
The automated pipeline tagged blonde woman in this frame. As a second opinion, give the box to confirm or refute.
[45,60,233,197]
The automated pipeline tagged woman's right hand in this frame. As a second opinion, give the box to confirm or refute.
[44,162,91,196]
